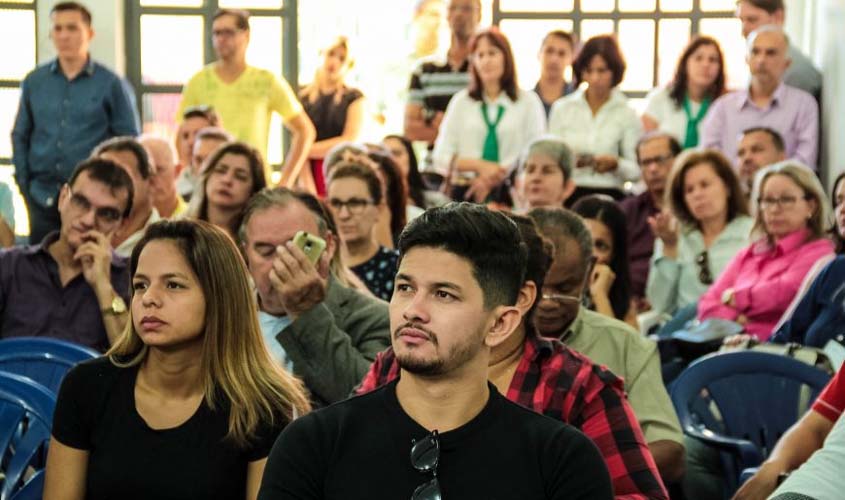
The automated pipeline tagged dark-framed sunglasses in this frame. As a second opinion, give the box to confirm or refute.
[410,430,441,500]
[696,250,713,285]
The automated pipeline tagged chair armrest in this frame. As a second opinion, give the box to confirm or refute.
[684,426,765,467]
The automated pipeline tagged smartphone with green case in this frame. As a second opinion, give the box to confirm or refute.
[292,230,326,265]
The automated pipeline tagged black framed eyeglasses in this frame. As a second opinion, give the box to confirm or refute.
[410,430,441,500]
[696,250,713,285]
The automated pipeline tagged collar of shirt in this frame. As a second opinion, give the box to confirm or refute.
[573,86,628,110]
[559,306,586,343]
[751,227,811,256]
[738,81,787,111]
[49,55,95,78]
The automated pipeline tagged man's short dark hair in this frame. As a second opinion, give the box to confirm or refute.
[68,158,135,219]
[635,132,682,164]
[737,0,785,14]
[742,126,785,152]
[542,30,575,50]
[92,137,152,180]
[51,2,92,26]
[397,203,528,309]
[213,8,250,31]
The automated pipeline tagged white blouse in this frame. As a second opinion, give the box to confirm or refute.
[432,88,546,176]
[642,86,705,146]
[548,88,642,190]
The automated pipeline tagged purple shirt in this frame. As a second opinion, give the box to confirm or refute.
[697,229,834,341]
[0,232,130,351]
[620,192,659,299]
[700,82,818,169]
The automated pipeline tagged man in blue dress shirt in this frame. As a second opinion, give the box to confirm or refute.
[11,1,140,243]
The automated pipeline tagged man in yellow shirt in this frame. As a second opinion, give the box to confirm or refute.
[178,8,315,186]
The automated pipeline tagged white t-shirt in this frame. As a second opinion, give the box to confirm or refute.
[642,86,705,146]
[432,88,546,176]
[548,88,642,190]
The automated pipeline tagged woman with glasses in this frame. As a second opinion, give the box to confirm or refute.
[44,219,310,500]
[646,150,752,329]
[188,142,268,240]
[697,162,834,341]
[326,162,399,301]
[571,195,638,328]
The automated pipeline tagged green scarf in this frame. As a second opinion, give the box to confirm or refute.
[682,95,711,148]
[481,102,506,162]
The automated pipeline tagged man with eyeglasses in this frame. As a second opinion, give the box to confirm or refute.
[530,207,686,487]
[621,132,681,310]
[93,137,160,257]
[259,203,614,500]
[178,8,315,186]
[12,1,140,244]
[0,158,133,351]
[240,187,390,407]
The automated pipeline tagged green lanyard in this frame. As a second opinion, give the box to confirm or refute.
[481,102,506,162]
[682,95,711,148]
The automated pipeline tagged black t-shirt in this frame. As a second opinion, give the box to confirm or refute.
[52,357,288,500]
[258,380,612,500]
[301,87,364,141]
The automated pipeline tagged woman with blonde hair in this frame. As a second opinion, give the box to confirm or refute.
[298,36,366,196]
[697,161,834,340]
[189,141,268,239]
[44,219,310,500]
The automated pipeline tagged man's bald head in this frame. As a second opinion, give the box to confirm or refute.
[139,135,176,174]
[746,25,791,87]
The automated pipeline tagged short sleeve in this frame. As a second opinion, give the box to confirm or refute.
[269,75,304,122]
[52,362,98,450]
[813,367,845,422]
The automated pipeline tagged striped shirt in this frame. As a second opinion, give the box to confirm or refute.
[407,56,470,112]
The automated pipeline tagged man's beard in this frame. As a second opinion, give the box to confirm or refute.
[394,323,485,376]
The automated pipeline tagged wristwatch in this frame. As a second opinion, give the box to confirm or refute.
[102,295,127,315]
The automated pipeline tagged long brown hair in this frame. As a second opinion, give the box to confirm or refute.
[109,219,311,446]
[468,27,519,102]
[668,35,727,107]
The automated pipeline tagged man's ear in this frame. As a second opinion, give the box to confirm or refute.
[57,184,70,208]
[515,281,537,316]
[484,305,523,349]
[324,231,338,261]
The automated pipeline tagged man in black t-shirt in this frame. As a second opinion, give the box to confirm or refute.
[258,203,613,500]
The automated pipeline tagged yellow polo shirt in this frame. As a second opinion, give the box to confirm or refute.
[178,64,303,161]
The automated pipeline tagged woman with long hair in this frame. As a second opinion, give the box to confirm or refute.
[549,35,642,203]
[298,36,365,195]
[642,36,727,148]
[382,134,450,211]
[646,150,753,325]
[189,141,268,239]
[432,27,545,203]
[698,162,834,340]
[44,220,310,500]
[572,194,638,328]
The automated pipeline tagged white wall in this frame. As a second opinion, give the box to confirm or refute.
[36,0,126,74]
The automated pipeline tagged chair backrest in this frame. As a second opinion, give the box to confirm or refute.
[0,337,99,393]
[671,351,831,487]
[0,371,55,500]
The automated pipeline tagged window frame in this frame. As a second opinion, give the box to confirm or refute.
[491,0,737,99]
[124,0,299,168]
[0,0,38,166]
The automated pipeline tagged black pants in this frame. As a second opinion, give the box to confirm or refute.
[25,196,61,244]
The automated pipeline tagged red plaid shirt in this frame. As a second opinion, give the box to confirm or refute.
[357,335,669,500]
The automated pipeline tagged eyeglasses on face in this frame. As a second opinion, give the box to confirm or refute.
[211,28,244,39]
[639,154,674,168]
[757,195,808,211]
[67,187,123,227]
[327,197,374,215]
[540,292,582,306]
[696,250,713,285]
[411,430,441,500]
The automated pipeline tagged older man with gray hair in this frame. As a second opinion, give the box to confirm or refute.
[700,25,818,170]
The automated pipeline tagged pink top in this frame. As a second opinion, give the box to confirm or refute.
[697,229,834,341]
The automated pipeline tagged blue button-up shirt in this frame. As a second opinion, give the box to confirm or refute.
[11,57,140,208]
[0,232,130,352]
